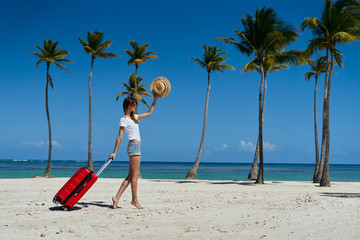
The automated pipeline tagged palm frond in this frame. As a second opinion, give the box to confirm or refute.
[34,45,47,56]
[139,96,150,108]
[97,52,121,59]
[129,40,139,49]
[334,31,358,42]
[301,0,360,69]
[243,59,261,72]
[333,48,344,68]
[193,45,234,75]
[117,73,151,107]
[141,92,153,98]
[218,64,236,71]
[31,39,72,73]
[137,84,149,88]
[297,38,327,65]
[274,49,303,65]
[54,63,71,73]
[125,40,158,67]
[268,64,289,72]
[55,58,74,63]
[190,57,206,68]
[35,59,43,67]
[98,40,113,51]
[122,82,130,89]
[304,72,316,81]
[125,49,135,57]
[143,55,159,61]
[116,92,128,101]
[79,30,118,60]
[29,52,43,59]
[47,74,54,89]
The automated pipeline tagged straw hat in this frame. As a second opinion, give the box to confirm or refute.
[150,77,171,98]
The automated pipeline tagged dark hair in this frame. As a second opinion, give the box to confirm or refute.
[123,97,139,124]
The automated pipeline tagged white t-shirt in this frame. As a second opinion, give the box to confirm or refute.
[120,115,141,142]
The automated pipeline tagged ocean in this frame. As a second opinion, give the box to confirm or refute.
[0,159,359,182]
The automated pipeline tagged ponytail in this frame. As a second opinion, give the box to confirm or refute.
[123,97,139,124]
[130,111,139,124]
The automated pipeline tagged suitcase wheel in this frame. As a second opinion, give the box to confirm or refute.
[53,196,62,205]
[62,206,72,211]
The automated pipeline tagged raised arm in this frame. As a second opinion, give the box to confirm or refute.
[109,127,125,160]
[138,95,158,119]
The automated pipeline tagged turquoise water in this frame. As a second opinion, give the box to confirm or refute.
[0,159,360,182]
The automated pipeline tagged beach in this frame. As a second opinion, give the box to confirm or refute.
[0,178,359,240]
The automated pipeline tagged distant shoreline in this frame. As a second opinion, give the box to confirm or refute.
[2,166,360,173]
[1,159,360,182]
[2,159,360,165]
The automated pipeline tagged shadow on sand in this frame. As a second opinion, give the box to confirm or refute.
[209,181,256,186]
[49,201,114,211]
[49,206,82,211]
[77,201,114,209]
[149,179,257,185]
[149,179,200,184]
[320,192,360,198]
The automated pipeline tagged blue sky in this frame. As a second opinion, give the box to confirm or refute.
[0,0,359,164]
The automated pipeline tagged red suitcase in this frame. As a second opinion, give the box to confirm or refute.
[53,159,112,209]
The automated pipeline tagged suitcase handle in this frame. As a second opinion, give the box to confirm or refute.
[95,158,113,176]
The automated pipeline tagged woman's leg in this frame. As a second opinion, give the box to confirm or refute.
[129,155,144,209]
[112,162,132,209]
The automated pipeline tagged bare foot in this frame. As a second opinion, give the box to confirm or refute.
[112,197,119,209]
[131,201,144,209]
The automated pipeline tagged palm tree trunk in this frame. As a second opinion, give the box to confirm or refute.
[186,72,211,179]
[314,49,329,183]
[320,48,334,187]
[312,76,320,182]
[247,138,259,180]
[88,57,94,171]
[134,65,139,114]
[255,67,266,184]
[43,63,53,177]
[248,74,267,181]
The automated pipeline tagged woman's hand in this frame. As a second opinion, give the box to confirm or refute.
[109,153,116,160]
[153,92,158,100]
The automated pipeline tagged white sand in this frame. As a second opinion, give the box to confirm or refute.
[0,178,359,239]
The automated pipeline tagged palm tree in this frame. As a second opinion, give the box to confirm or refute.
[304,57,327,182]
[300,55,343,184]
[218,7,300,184]
[116,74,152,107]
[301,0,360,187]
[246,58,295,181]
[78,30,121,171]
[185,44,235,179]
[125,40,158,107]
[303,55,342,184]
[30,39,72,177]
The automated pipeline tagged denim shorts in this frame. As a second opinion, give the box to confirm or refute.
[127,141,141,156]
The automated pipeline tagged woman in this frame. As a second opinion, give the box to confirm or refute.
[109,95,157,209]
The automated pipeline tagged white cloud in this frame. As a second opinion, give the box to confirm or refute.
[239,140,277,152]
[214,144,229,151]
[21,141,46,147]
[263,141,277,151]
[239,140,256,152]
[21,140,62,148]
[204,144,229,156]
